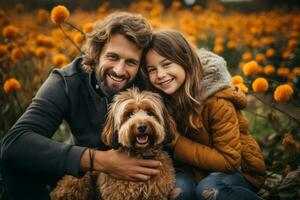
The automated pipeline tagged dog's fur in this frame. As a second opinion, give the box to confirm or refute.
[51,88,180,200]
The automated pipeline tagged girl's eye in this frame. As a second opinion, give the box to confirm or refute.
[163,62,171,68]
[146,67,156,73]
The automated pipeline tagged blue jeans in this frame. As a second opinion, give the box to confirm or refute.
[175,172,263,200]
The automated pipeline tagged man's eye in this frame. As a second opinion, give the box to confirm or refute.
[107,55,118,60]
[127,60,137,66]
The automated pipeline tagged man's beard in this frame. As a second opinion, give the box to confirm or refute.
[97,69,130,97]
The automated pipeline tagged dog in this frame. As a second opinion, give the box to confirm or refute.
[51,88,180,200]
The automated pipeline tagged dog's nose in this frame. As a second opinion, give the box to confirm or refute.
[137,124,147,133]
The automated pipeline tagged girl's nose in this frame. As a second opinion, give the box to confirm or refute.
[157,67,166,78]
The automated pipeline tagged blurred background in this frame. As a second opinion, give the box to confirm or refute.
[0,0,300,199]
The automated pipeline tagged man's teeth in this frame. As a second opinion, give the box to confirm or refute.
[109,75,124,81]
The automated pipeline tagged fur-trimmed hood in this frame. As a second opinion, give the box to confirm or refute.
[197,49,247,109]
[197,48,232,102]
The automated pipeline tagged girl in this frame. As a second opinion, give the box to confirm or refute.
[142,30,266,200]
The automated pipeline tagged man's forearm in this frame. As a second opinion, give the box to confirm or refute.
[80,149,106,172]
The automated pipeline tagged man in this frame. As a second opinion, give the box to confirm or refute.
[0,12,161,200]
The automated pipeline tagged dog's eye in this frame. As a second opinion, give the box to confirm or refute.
[126,112,133,118]
[147,111,155,116]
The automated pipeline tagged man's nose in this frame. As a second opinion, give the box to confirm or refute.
[113,60,126,76]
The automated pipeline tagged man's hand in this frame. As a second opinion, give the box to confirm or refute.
[94,149,161,181]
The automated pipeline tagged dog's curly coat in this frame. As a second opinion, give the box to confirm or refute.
[51,88,180,200]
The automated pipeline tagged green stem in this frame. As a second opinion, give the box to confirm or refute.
[65,20,85,35]
[250,93,300,124]
[59,24,84,54]
[244,109,268,119]
[13,91,23,113]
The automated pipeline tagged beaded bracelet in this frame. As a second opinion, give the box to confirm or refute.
[88,148,95,172]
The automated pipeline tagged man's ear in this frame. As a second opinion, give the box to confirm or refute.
[101,113,119,149]
[163,112,177,145]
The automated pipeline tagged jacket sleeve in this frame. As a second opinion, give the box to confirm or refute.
[0,71,86,177]
[173,98,242,172]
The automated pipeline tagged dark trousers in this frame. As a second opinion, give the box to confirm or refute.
[1,162,61,200]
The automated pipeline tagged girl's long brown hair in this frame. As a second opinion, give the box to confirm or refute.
[141,30,203,133]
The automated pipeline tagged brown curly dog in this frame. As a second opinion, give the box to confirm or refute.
[51,88,181,200]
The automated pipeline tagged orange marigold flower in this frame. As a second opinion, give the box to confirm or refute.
[287,73,296,81]
[11,48,24,60]
[213,45,223,54]
[263,65,275,75]
[50,5,70,24]
[255,53,266,64]
[252,77,269,93]
[3,25,19,39]
[0,9,6,18]
[37,9,49,23]
[266,48,276,58]
[36,34,54,48]
[251,39,259,48]
[290,31,299,39]
[0,44,8,56]
[292,67,300,76]
[52,53,68,67]
[242,52,253,62]
[274,84,294,102]
[35,47,47,58]
[242,60,260,76]
[214,37,224,45]
[288,39,297,49]
[193,5,202,12]
[74,33,84,44]
[282,50,291,60]
[277,67,290,77]
[227,40,237,49]
[198,33,208,41]
[15,3,25,12]
[171,1,182,9]
[236,83,248,93]
[231,75,244,85]
[282,133,300,154]
[261,37,273,46]
[3,78,21,94]
[83,23,94,33]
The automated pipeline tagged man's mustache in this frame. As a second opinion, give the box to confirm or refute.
[106,69,129,80]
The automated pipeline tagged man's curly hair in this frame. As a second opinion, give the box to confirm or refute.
[82,12,152,73]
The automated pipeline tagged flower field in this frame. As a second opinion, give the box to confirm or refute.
[1,1,300,199]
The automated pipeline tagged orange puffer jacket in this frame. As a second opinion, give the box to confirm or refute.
[173,49,266,188]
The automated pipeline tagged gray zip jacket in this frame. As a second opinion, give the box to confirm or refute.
[1,57,116,177]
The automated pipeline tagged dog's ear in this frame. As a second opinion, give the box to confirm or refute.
[101,113,119,149]
[163,112,177,145]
